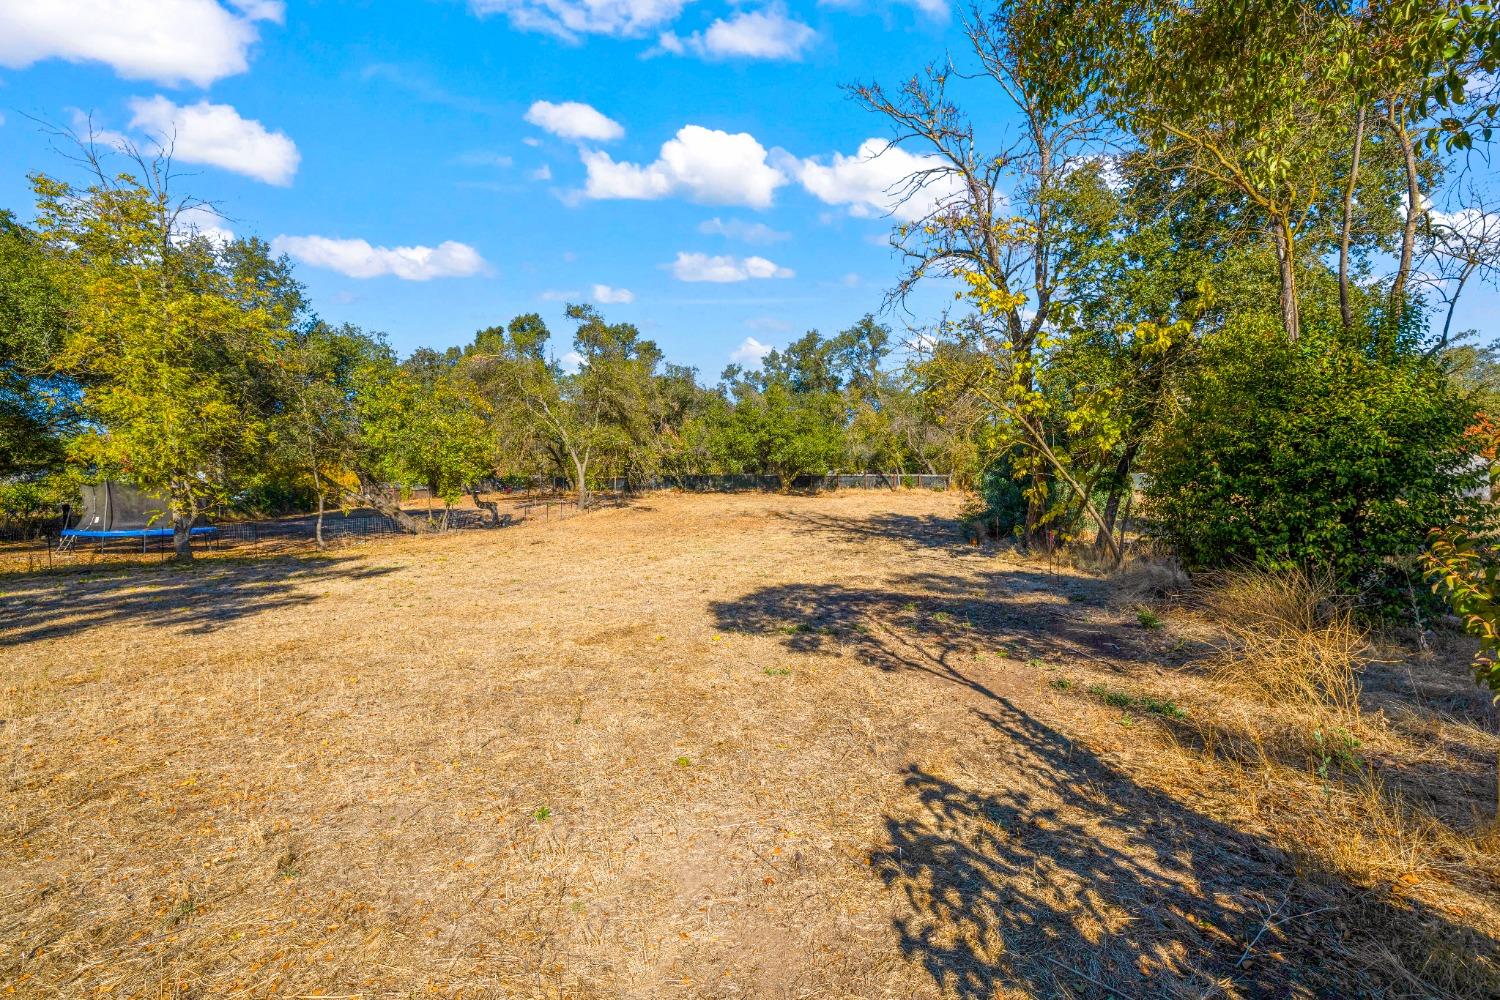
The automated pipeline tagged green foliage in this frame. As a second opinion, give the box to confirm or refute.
[268,321,385,517]
[31,165,300,557]
[0,210,76,477]
[1147,319,1478,591]
[0,472,78,523]
[1423,522,1500,697]
[970,457,1029,539]
[710,329,870,485]
[1086,684,1187,719]
[714,377,845,486]
[356,349,493,505]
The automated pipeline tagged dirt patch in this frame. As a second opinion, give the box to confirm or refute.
[2,490,1496,997]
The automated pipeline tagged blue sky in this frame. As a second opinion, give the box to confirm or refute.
[0,0,975,376]
[0,0,1493,378]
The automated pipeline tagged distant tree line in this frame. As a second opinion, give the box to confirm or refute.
[0,146,967,559]
[2,0,1498,622]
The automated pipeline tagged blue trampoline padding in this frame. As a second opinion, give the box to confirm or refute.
[62,527,218,539]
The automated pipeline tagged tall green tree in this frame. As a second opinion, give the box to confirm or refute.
[0,210,75,480]
[33,149,294,560]
[270,322,382,546]
[356,348,493,524]
[716,332,849,487]
[466,305,666,506]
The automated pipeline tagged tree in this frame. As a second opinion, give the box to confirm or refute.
[356,348,493,526]
[717,333,848,487]
[0,210,75,479]
[32,146,293,561]
[1418,191,1500,349]
[271,322,379,547]
[466,306,664,507]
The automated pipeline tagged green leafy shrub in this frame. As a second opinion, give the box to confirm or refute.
[0,472,78,538]
[965,454,1029,540]
[1146,320,1478,601]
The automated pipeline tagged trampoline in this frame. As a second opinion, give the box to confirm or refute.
[57,481,217,552]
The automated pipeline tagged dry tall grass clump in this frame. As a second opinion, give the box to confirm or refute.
[1204,566,1366,717]
[1108,550,1190,608]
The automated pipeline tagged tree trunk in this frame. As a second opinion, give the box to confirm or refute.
[1023,468,1048,548]
[1273,219,1300,342]
[314,490,326,549]
[1095,442,1141,550]
[1095,485,1124,551]
[572,455,590,509]
[348,477,430,534]
[171,511,194,563]
[1390,107,1422,318]
[1440,266,1474,349]
[471,487,502,526]
[1117,487,1136,551]
[1339,105,1366,332]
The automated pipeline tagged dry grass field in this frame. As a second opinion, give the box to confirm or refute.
[3,490,1499,998]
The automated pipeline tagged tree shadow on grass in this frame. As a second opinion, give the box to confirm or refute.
[711,577,1162,688]
[712,581,1500,997]
[0,555,400,647]
[877,704,1500,997]
[778,509,983,556]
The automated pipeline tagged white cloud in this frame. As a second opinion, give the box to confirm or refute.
[530,163,553,181]
[592,283,635,303]
[561,349,585,372]
[698,216,789,243]
[540,288,579,301]
[730,336,775,366]
[128,96,298,185]
[1430,205,1500,242]
[173,205,234,244]
[791,138,962,222]
[583,125,787,207]
[908,330,941,353]
[818,0,948,20]
[470,0,688,41]
[271,235,487,280]
[669,252,794,282]
[525,100,624,142]
[0,0,282,87]
[658,6,816,61]
[454,151,514,167]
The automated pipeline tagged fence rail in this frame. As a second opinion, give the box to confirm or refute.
[8,473,952,562]
[477,473,952,494]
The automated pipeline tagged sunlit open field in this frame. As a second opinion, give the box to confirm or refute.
[4,491,1498,998]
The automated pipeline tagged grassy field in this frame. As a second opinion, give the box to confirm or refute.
[3,490,1498,998]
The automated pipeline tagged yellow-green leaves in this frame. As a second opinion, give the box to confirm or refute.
[31,169,295,535]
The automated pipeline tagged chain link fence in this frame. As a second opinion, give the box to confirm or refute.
[6,473,951,570]
[479,473,951,494]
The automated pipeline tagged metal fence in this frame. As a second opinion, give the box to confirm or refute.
[479,473,952,494]
[12,472,952,567]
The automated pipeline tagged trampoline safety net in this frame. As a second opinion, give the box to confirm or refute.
[74,481,172,531]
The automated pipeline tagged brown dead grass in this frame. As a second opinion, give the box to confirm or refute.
[1202,567,1365,718]
[2,490,1498,998]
